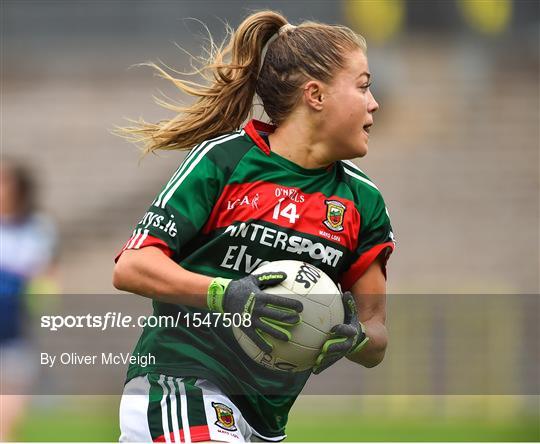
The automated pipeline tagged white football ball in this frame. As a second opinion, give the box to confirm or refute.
[232,260,345,372]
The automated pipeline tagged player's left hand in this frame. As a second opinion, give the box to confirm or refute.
[312,292,369,374]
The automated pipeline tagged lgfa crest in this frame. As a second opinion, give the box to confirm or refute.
[323,200,346,232]
[212,402,237,431]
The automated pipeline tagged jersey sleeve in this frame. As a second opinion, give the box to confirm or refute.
[339,192,395,291]
[115,149,225,262]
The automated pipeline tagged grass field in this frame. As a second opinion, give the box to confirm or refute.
[12,396,540,442]
[286,415,540,441]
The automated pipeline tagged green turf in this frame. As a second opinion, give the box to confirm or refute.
[13,400,540,442]
[286,416,540,442]
[14,403,119,441]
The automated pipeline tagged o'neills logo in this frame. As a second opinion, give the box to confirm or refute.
[323,200,346,232]
[212,402,237,431]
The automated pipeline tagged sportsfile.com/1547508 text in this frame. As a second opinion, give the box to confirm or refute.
[40,312,252,332]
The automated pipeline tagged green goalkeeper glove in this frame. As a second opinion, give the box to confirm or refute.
[313,291,369,374]
[207,273,303,354]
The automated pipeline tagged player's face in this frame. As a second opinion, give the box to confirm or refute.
[321,49,379,159]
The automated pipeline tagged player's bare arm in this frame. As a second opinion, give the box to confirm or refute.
[347,254,388,368]
[113,246,212,308]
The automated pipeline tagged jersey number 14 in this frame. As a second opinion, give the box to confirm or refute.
[272,198,300,224]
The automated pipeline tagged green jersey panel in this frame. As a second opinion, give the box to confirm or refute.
[339,160,395,290]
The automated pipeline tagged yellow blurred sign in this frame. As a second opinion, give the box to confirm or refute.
[459,0,512,35]
[343,0,405,43]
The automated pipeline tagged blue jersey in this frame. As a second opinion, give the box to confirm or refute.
[0,214,57,342]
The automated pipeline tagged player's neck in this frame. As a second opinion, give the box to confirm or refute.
[269,116,333,170]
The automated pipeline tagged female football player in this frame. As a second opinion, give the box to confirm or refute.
[114,10,394,442]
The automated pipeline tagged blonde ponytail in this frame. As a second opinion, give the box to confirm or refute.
[116,11,288,155]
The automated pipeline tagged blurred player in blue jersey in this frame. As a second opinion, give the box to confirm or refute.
[0,158,58,441]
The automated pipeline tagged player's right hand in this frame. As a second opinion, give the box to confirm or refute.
[207,273,303,353]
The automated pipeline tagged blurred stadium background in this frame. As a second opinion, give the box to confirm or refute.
[2,0,539,441]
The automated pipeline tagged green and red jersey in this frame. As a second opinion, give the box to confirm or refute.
[116,119,395,437]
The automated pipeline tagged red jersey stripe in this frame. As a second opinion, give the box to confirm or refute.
[115,234,173,263]
[181,425,211,442]
[339,241,395,291]
[244,120,275,155]
[202,181,360,250]
[153,425,211,443]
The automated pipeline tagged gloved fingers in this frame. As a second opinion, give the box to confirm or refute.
[312,324,358,374]
[341,291,358,320]
[252,272,287,288]
[330,323,357,338]
[242,326,273,354]
[315,350,340,367]
[262,293,304,313]
[349,335,370,355]
[320,336,352,356]
[312,353,341,374]
[256,318,292,342]
[258,305,301,326]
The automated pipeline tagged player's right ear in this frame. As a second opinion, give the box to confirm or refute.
[303,80,325,111]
